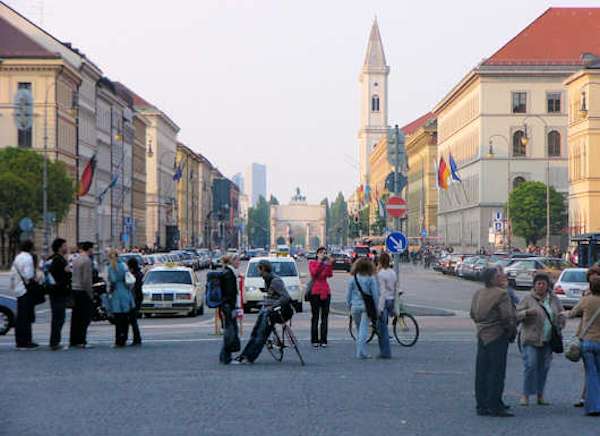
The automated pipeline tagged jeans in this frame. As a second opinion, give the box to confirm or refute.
[351,307,370,358]
[582,340,600,414]
[377,300,393,358]
[239,308,273,363]
[15,293,34,347]
[220,304,239,364]
[113,313,129,346]
[128,309,142,344]
[522,343,553,397]
[49,294,68,347]
[475,336,509,413]
[310,295,330,344]
[70,292,94,346]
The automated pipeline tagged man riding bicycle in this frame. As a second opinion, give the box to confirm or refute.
[233,259,293,364]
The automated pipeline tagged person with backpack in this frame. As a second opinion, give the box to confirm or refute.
[308,247,333,348]
[346,257,379,359]
[219,255,241,364]
[10,240,40,350]
[47,238,71,350]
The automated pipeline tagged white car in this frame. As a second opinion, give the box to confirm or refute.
[243,257,303,313]
[141,266,204,317]
[554,268,588,309]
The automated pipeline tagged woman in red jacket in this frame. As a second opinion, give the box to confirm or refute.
[309,247,333,348]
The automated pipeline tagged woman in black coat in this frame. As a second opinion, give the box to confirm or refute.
[127,258,143,345]
[220,255,240,364]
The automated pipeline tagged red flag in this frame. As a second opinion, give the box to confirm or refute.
[78,155,96,197]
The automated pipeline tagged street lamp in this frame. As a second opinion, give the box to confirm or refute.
[488,134,512,250]
[521,115,550,253]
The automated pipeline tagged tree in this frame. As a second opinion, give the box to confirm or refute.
[321,198,330,245]
[508,180,567,246]
[247,195,270,248]
[0,147,74,265]
[269,195,279,205]
[329,192,348,246]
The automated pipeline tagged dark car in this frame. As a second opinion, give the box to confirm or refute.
[331,252,352,272]
[306,251,317,260]
[352,245,373,262]
[0,294,17,335]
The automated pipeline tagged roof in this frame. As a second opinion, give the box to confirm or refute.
[147,265,193,273]
[401,112,435,136]
[363,18,387,67]
[113,82,155,110]
[484,8,600,66]
[0,14,59,59]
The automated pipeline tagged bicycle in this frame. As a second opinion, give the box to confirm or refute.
[348,297,419,347]
[264,306,305,366]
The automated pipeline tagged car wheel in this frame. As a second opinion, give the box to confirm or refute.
[0,307,14,335]
[188,300,198,317]
[294,301,303,313]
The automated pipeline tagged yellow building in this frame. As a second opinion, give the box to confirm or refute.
[176,143,202,247]
[404,113,438,239]
[565,59,600,235]
[368,133,392,230]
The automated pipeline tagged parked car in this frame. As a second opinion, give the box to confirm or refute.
[141,265,204,317]
[243,257,303,313]
[554,268,589,309]
[504,257,571,288]
[456,256,479,278]
[331,252,352,272]
[351,245,373,262]
[470,257,491,280]
[0,294,17,335]
[306,250,317,260]
[440,254,465,275]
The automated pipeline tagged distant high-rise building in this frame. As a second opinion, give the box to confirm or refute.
[245,163,267,207]
[232,172,244,193]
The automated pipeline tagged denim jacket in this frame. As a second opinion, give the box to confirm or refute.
[346,274,379,312]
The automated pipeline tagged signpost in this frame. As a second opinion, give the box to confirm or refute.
[391,124,404,300]
[386,231,407,254]
[386,195,407,219]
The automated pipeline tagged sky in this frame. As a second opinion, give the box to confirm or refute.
[6,0,600,204]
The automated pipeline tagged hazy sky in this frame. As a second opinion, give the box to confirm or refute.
[6,0,599,204]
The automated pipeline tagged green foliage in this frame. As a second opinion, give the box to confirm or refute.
[247,195,270,248]
[328,192,348,246]
[508,180,566,245]
[269,195,279,205]
[0,147,74,230]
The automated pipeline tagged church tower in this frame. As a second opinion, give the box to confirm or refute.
[358,18,390,188]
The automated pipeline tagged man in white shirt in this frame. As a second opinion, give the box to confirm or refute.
[10,240,38,350]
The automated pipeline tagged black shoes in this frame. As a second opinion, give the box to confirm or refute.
[16,343,39,350]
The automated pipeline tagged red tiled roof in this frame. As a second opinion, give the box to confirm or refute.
[113,82,155,109]
[484,8,600,66]
[401,112,434,136]
[0,15,58,58]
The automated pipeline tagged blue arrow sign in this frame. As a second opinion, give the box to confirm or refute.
[386,231,408,254]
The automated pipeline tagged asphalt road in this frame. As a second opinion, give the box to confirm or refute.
[1,261,597,436]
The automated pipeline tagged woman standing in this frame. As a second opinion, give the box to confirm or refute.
[376,252,395,359]
[126,258,143,346]
[219,255,241,364]
[346,258,379,359]
[516,273,565,406]
[565,276,600,416]
[308,247,333,348]
[107,250,135,347]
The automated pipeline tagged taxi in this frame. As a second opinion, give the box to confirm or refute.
[141,264,204,317]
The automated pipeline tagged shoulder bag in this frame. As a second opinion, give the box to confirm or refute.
[538,303,564,354]
[15,263,46,306]
[565,306,600,362]
[354,275,378,325]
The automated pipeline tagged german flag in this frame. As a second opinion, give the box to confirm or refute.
[77,154,96,197]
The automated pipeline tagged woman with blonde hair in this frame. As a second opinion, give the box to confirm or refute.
[107,249,135,347]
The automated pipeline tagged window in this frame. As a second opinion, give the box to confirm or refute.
[17,83,33,148]
[371,95,380,112]
[513,176,526,188]
[547,92,561,113]
[512,130,526,157]
[512,92,527,113]
[548,130,561,157]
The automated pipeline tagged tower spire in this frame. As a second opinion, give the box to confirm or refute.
[363,18,387,67]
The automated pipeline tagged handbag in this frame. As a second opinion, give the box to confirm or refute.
[15,264,46,306]
[539,303,564,354]
[565,306,600,362]
[125,271,136,288]
[354,275,378,325]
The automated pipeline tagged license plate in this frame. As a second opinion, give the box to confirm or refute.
[155,302,172,308]
[570,289,583,296]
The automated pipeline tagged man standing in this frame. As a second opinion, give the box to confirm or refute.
[219,255,241,364]
[47,238,71,350]
[69,241,94,349]
[10,240,38,350]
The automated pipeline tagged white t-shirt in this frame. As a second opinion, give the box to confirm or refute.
[377,268,397,311]
[10,252,35,298]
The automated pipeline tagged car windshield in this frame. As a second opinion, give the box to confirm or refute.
[354,247,370,255]
[561,270,588,283]
[246,261,298,278]
[144,270,192,285]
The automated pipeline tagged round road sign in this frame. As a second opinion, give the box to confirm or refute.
[386,196,407,218]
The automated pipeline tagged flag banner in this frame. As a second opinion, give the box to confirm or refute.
[449,153,462,183]
[433,159,440,191]
[98,174,119,203]
[438,157,450,190]
[77,154,96,197]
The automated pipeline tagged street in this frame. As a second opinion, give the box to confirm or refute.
[1,263,597,436]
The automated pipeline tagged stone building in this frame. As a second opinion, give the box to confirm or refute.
[176,143,201,247]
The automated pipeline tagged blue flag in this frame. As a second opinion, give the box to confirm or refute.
[449,153,461,183]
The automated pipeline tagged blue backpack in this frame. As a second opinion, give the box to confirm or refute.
[205,271,223,308]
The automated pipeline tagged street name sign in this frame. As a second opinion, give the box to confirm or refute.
[386,231,407,254]
[386,196,407,218]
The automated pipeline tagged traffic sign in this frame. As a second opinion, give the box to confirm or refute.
[386,231,407,254]
[19,217,33,232]
[385,172,407,193]
[421,228,428,238]
[494,221,503,232]
[386,196,407,218]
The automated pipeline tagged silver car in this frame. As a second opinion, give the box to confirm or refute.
[553,268,588,309]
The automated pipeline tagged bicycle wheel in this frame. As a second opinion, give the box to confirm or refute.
[348,315,376,343]
[393,313,419,347]
[284,325,305,366]
[266,324,284,361]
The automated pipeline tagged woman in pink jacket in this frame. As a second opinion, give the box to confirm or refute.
[309,247,333,348]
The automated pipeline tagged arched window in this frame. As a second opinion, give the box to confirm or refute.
[371,95,380,112]
[548,130,561,157]
[513,176,526,189]
[513,130,526,157]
